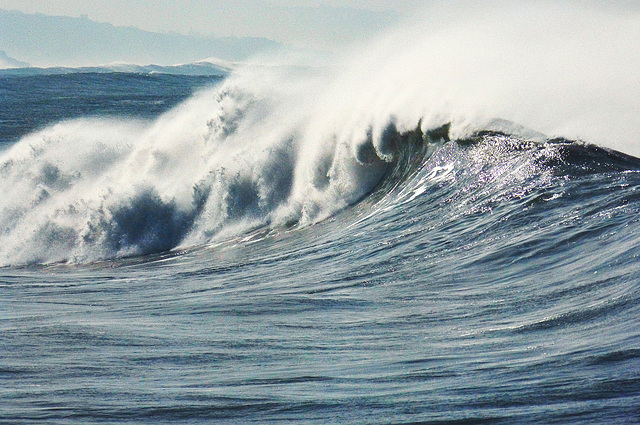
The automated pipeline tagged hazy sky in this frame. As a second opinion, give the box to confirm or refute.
[0,0,424,50]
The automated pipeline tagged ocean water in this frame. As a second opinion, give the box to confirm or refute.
[0,72,223,147]
[2,4,640,423]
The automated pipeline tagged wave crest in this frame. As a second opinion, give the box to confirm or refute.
[0,74,432,265]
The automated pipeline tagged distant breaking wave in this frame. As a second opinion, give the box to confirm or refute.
[0,1,639,266]
[0,59,233,76]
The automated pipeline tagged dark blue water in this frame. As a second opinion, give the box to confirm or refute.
[0,72,222,147]
[1,72,639,424]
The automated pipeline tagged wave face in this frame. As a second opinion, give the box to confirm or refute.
[1,2,640,423]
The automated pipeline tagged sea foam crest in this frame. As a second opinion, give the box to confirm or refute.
[0,67,398,265]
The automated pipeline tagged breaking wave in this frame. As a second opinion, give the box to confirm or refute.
[1,0,639,266]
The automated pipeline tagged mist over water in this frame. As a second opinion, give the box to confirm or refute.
[335,0,640,153]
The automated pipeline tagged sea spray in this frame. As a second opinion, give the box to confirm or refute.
[0,71,400,265]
